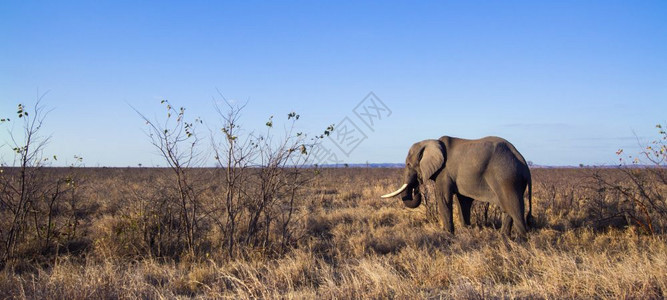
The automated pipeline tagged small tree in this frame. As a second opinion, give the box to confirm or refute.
[136,100,205,258]
[211,99,256,257]
[135,96,332,259]
[210,96,332,258]
[0,100,81,268]
[244,110,312,255]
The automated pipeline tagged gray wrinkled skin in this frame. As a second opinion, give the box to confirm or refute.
[386,136,532,238]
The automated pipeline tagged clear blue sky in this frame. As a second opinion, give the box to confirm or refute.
[1,1,665,167]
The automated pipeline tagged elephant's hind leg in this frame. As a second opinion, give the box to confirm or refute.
[501,213,513,236]
[504,195,528,238]
[491,181,528,238]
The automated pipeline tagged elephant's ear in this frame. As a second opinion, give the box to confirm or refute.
[419,140,445,180]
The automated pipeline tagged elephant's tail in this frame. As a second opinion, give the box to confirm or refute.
[526,176,533,228]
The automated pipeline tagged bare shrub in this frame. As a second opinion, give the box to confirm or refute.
[584,125,667,234]
[210,98,327,258]
[134,100,207,259]
[0,101,83,268]
[129,98,332,260]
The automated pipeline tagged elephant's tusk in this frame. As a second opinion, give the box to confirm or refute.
[381,184,408,198]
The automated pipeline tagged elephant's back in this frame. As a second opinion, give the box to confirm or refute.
[488,139,531,180]
[444,135,531,177]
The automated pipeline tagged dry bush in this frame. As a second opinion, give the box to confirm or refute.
[123,100,329,262]
[208,100,328,259]
[585,167,666,234]
[0,102,87,269]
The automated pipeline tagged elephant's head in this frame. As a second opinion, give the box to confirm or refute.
[381,140,445,208]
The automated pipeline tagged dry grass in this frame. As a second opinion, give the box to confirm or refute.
[0,167,665,299]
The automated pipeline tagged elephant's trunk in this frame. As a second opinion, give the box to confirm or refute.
[400,185,422,208]
[380,169,421,208]
[399,169,422,208]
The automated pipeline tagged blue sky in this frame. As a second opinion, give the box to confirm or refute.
[1,1,665,167]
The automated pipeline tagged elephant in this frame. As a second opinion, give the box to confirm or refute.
[381,136,532,238]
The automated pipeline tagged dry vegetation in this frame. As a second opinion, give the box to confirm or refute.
[0,167,665,299]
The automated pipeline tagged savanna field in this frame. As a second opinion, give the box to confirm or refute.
[4,1,667,299]
[0,166,665,299]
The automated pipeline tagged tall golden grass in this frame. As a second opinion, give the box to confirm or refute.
[0,167,665,299]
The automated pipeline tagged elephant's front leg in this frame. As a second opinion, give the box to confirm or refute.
[435,180,455,233]
[455,194,474,227]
